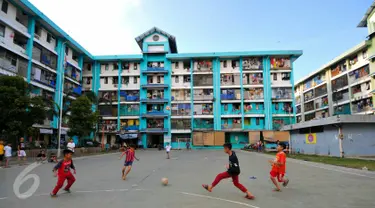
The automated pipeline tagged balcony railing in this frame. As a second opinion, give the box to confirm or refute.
[121,125,139,131]
[172,111,191,116]
[222,109,241,115]
[142,111,168,118]
[140,128,168,133]
[244,109,264,114]
[141,84,168,89]
[142,67,168,74]
[171,120,191,129]
[120,111,139,116]
[140,98,168,103]
[193,119,214,129]
[222,123,242,129]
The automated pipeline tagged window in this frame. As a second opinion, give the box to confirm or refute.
[0,24,5,37]
[104,77,108,84]
[175,76,179,83]
[157,76,161,83]
[224,104,228,111]
[86,77,91,84]
[273,73,277,81]
[175,62,179,69]
[183,75,190,83]
[133,77,138,84]
[1,1,8,13]
[114,63,118,70]
[112,77,118,84]
[256,118,260,125]
[87,64,91,71]
[105,64,109,71]
[275,103,279,110]
[232,60,237,68]
[47,33,52,43]
[65,46,69,55]
[223,60,227,68]
[134,63,138,70]
[362,50,367,59]
[255,104,259,110]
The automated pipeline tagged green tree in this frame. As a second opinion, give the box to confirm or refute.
[0,76,47,142]
[67,95,99,145]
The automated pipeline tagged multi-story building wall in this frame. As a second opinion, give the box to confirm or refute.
[294,41,373,123]
[0,0,92,145]
[83,28,302,148]
[0,1,302,148]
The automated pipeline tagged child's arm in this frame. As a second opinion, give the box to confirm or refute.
[119,150,127,160]
[52,160,63,176]
[71,160,76,174]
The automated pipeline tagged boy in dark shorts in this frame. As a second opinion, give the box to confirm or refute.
[51,149,76,197]
[202,143,255,200]
[119,144,139,180]
[269,143,289,191]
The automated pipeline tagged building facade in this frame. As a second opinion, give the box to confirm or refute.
[294,41,373,123]
[0,0,302,148]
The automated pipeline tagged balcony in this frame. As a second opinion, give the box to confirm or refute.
[193,74,213,86]
[244,104,264,114]
[121,125,139,131]
[244,88,264,100]
[194,61,213,72]
[171,120,191,129]
[352,98,373,114]
[193,89,213,101]
[140,128,168,133]
[271,88,292,100]
[120,91,139,102]
[98,122,117,133]
[172,104,191,116]
[141,111,168,118]
[221,74,241,86]
[243,73,263,85]
[119,110,139,116]
[193,119,214,129]
[141,84,168,89]
[242,58,263,71]
[142,66,168,74]
[221,89,241,100]
[222,123,242,130]
[272,118,293,130]
[334,104,351,115]
[140,98,168,103]
[0,57,17,75]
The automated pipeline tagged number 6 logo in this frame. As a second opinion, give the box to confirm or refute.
[13,162,41,199]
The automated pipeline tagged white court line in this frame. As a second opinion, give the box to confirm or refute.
[0,197,8,200]
[181,192,259,208]
[241,150,375,179]
[75,189,128,193]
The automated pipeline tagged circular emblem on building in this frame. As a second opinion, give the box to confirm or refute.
[307,134,314,142]
[153,35,160,41]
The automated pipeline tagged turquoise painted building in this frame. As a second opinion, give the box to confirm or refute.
[0,1,302,148]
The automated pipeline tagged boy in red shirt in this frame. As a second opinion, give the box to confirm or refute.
[269,143,289,191]
[50,149,76,197]
[119,144,139,180]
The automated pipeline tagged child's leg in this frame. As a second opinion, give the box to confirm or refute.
[270,171,281,191]
[167,152,170,159]
[64,173,76,191]
[232,175,255,198]
[206,172,231,191]
[122,166,126,178]
[52,175,66,195]
[124,165,132,176]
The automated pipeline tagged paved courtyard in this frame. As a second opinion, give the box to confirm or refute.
[1,150,375,208]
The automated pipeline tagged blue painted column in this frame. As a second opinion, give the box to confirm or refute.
[213,58,222,130]
[239,57,245,129]
[78,55,84,82]
[290,56,296,124]
[139,56,148,148]
[190,59,194,131]
[164,57,172,145]
[263,57,273,130]
[117,61,122,130]
[53,38,65,129]
[189,59,194,145]
[26,16,35,83]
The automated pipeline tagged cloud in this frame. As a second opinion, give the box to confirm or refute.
[29,0,143,55]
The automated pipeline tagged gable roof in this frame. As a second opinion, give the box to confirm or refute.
[358,1,375,27]
[135,27,178,53]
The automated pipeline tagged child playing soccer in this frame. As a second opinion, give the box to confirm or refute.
[202,143,255,200]
[119,144,139,180]
[165,143,171,159]
[51,149,76,197]
[269,143,289,192]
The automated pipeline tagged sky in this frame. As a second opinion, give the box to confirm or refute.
[29,0,373,81]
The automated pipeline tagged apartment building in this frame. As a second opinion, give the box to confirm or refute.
[82,27,302,148]
[0,0,91,145]
[294,41,373,123]
[0,1,302,148]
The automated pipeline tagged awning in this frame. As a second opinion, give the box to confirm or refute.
[262,131,290,142]
[118,134,138,140]
[40,128,53,134]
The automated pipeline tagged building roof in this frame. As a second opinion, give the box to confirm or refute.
[358,1,375,27]
[135,27,178,53]
[281,115,375,131]
[295,41,368,86]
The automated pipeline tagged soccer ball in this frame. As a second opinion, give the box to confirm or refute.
[161,177,168,186]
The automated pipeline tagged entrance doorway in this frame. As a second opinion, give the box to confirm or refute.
[147,134,163,148]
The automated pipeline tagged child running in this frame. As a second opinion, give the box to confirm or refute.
[269,143,289,191]
[202,143,255,200]
[51,149,76,197]
[119,144,139,180]
[165,142,171,159]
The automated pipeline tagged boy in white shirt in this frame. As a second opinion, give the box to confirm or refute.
[165,143,172,159]
[67,139,75,153]
[4,143,12,168]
